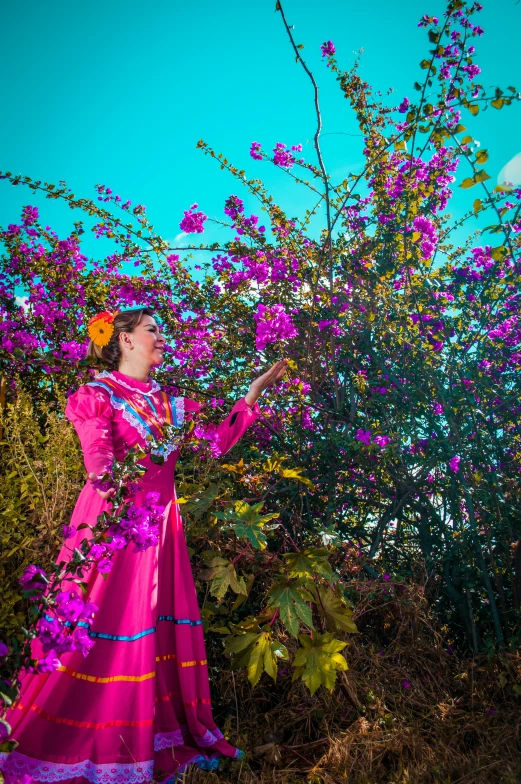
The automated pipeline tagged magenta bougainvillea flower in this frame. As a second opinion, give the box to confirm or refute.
[254,303,298,350]
[320,40,336,57]
[179,203,207,234]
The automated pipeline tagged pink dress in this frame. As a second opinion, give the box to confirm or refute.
[1,370,260,784]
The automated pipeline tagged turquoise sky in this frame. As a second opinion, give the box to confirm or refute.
[1,0,520,255]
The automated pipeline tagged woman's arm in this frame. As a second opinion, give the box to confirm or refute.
[65,385,116,499]
[184,359,289,457]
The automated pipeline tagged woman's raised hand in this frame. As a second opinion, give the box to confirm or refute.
[88,472,116,500]
[245,359,290,406]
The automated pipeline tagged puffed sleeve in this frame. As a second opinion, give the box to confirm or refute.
[183,396,261,457]
[65,385,115,476]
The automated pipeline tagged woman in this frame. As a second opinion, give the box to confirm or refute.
[2,307,288,784]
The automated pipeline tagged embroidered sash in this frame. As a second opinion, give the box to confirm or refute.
[87,373,184,458]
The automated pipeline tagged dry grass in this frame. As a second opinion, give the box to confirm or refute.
[183,581,521,784]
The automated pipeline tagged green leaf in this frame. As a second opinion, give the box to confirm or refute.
[468,104,479,116]
[461,135,473,145]
[473,199,483,213]
[279,467,314,489]
[178,484,220,520]
[491,98,504,109]
[474,169,491,184]
[420,59,432,70]
[459,177,476,189]
[215,501,280,550]
[225,631,279,687]
[490,246,506,261]
[198,557,248,602]
[268,581,314,637]
[283,547,334,583]
[312,587,359,634]
[224,631,260,656]
[292,632,348,695]
[476,150,489,165]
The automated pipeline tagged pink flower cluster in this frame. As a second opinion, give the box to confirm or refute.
[273,143,295,169]
[180,203,207,234]
[355,429,391,449]
[254,303,298,351]
[19,492,165,673]
[449,456,461,473]
[320,40,336,57]
[413,215,437,259]
[250,141,263,161]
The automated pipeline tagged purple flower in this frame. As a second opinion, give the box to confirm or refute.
[224,195,244,220]
[37,616,64,651]
[413,215,437,259]
[398,97,410,113]
[79,601,99,621]
[97,558,113,574]
[273,143,294,169]
[22,205,39,225]
[89,543,106,559]
[0,721,10,742]
[19,565,48,597]
[0,641,9,657]
[179,204,207,234]
[250,141,262,161]
[355,428,371,446]
[55,590,85,623]
[72,626,95,657]
[373,434,391,448]
[62,524,76,540]
[320,40,336,57]
[401,680,411,689]
[38,649,62,673]
[254,304,298,350]
[449,456,461,473]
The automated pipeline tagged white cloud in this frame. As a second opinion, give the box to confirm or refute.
[16,295,29,311]
[498,152,521,187]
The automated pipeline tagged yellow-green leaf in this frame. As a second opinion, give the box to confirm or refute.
[280,467,314,489]
[313,587,359,634]
[292,632,348,695]
[268,581,314,637]
[198,558,248,601]
[283,547,333,582]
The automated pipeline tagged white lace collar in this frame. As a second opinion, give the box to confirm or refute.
[96,370,162,396]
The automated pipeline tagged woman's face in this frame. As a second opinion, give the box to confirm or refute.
[123,315,166,368]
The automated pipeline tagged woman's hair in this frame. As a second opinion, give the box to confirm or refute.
[85,307,156,370]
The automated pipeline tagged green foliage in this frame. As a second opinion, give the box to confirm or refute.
[292,632,348,695]
[267,580,314,637]
[198,554,248,602]
[0,392,83,639]
[214,501,280,550]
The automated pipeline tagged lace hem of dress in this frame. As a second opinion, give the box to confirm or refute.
[97,371,161,396]
[153,726,224,752]
[0,751,154,784]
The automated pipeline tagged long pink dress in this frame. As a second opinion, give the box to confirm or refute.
[1,370,260,784]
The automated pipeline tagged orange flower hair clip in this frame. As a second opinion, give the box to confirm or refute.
[87,311,118,347]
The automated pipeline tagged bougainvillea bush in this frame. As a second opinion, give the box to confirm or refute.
[1,0,521,740]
